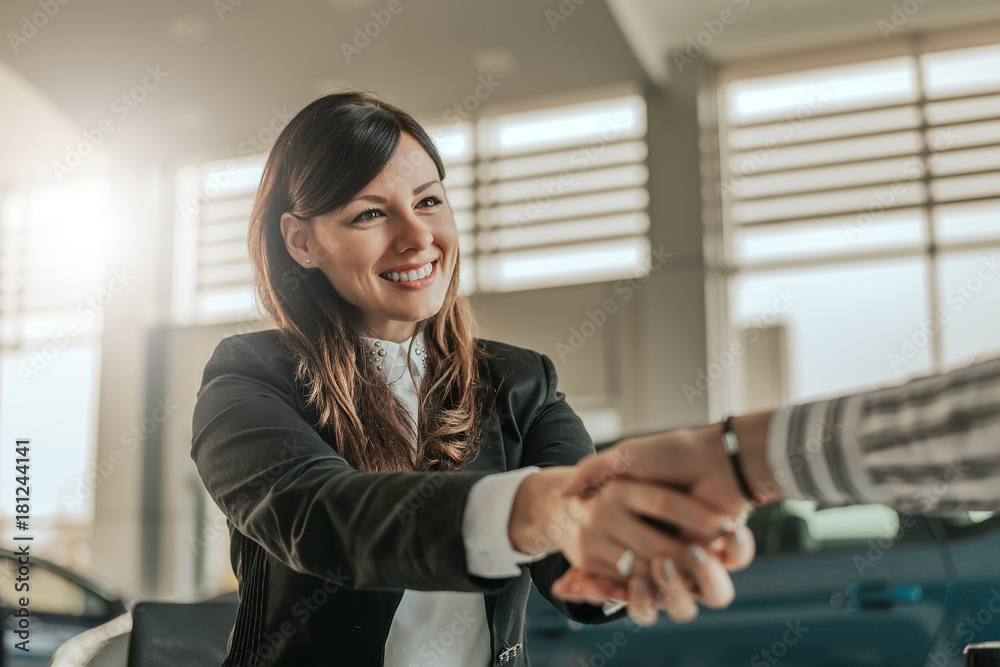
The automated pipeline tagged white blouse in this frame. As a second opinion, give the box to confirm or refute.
[359,332,543,667]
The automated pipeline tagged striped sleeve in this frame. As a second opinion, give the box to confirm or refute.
[766,356,1000,512]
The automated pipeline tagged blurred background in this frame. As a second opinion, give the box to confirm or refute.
[1,0,999,661]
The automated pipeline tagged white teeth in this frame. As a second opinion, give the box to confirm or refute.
[380,262,433,282]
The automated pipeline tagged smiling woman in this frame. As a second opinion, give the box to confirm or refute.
[247,93,474,473]
[190,91,746,666]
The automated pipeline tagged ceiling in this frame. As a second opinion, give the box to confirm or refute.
[0,0,646,181]
[2,0,999,185]
[609,0,1000,82]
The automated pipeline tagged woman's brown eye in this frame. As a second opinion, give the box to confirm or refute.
[354,208,380,223]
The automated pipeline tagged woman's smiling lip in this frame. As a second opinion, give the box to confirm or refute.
[378,260,438,290]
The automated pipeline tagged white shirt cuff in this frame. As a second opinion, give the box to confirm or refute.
[462,466,545,579]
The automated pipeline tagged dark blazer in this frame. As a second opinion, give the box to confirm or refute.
[191,330,625,666]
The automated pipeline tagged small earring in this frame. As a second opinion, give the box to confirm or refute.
[305,259,311,264]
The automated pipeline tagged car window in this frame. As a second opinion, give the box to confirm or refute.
[748,500,907,555]
[934,510,999,536]
[0,557,110,617]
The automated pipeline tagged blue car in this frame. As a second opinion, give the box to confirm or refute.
[0,548,127,666]
[526,501,1000,666]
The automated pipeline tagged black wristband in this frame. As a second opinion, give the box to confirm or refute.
[721,416,760,506]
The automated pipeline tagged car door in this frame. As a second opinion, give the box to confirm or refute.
[0,554,123,666]
[922,512,1000,664]
[526,500,952,667]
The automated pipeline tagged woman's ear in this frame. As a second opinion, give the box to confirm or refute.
[280,212,313,268]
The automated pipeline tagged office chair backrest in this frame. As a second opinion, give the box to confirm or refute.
[127,601,237,667]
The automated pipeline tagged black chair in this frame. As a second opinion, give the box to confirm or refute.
[127,599,237,667]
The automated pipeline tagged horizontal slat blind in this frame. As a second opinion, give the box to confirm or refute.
[471,95,650,292]
[719,40,1000,268]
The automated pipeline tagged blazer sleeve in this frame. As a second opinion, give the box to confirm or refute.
[191,334,513,594]
[519,351,628,624]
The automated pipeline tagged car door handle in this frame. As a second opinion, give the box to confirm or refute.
[839,582,924,612]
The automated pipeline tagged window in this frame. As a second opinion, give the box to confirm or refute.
[172,91,651,324]
[708,28,1000,410]
[748,501,904,555]
[172,154,266,324]
[0,183,109,528]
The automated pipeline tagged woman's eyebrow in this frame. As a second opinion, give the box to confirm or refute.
[351,180,440,204]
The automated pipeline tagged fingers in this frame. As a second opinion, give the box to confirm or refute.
[626,562,658,627]
[554,543,738,627]
[570,479,736,578]
[611,479,737,543]
[680,544,735,609]
[711,524,756,572]
[650,555,699,623]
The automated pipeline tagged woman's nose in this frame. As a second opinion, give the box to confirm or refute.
[393,210,434,252]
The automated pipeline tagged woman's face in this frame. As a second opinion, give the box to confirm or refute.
[281,132,458,343]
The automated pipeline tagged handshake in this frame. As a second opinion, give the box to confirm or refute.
[507,411,780,628]
[505,354,999,627]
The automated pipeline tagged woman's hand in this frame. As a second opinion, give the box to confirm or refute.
[550,524,755,626]
[507,467,744,619]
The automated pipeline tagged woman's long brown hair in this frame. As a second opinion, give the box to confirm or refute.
[247,91,489,472]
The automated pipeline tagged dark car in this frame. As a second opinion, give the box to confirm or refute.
[0,548,127,666]
[526,501,1000,667]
